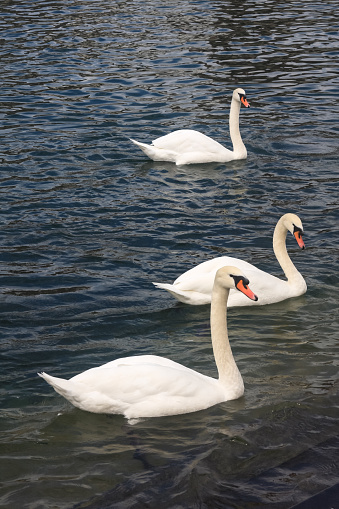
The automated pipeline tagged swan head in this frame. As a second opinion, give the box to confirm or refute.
[282,213,305,250]
[215,266,258,301]
[233,88,250,108]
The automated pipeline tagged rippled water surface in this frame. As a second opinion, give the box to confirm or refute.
[1,1,339,508]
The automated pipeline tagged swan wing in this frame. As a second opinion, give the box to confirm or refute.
[130,139,178,162]
[154,256,295,306]
[174,256,293,306]
[40,355,224,418]
[153,130,231,155]
[174,256,256,286]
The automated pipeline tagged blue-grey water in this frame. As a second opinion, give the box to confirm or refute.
[1,1,339,508]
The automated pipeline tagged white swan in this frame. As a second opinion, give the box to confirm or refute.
[153,213,307,306]
[38,266,257,420]
[130,88,250,166]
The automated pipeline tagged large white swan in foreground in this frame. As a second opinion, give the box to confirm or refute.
[153,213,306,306]
[39,267,257,420]
[130,88,250,165]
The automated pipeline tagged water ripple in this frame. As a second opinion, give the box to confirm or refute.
[0,0,339,508]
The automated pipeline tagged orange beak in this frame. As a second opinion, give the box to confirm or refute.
[241,96,250,108]
[236,278,258,301]
[294,230,305,250]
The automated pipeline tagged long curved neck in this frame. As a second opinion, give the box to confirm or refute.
[229,98,247,158]
[273,219,301,282]
[210,285,242,387]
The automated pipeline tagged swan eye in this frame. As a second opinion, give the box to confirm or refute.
[293,224,305,249]
[231,275,249,288]
[293,225,303,238]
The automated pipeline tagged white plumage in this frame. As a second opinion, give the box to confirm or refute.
[39,266,257,421]
[130,88,250,165]
[153,213,307,306]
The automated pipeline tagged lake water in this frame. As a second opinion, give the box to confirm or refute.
[1,0,339,508]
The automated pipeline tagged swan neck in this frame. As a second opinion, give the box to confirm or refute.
[273,219,299,281]
[210,285,241,386]
[229,98,246,158]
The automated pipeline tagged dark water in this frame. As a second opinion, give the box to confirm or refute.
[1,0,339,507]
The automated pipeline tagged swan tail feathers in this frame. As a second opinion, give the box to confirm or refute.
[152,282,204,304]
[130,138,150,152]
[130,138,158,159]
[152,282,185,296]
[152,282,175,291]
[38,372,75,399]
[130,139,177,162]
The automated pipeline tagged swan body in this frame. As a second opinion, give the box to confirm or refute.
[130,88,250,165]
[153,213,307,306]
[39,267,257,420]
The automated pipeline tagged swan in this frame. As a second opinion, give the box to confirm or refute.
[153,213,307,306]
[38,266,257,420]
[130,87,250,166]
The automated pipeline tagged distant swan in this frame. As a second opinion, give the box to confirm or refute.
[153,213,307,306]
[38,266,257,420]
[130,87,250,165]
